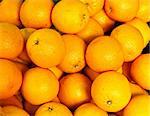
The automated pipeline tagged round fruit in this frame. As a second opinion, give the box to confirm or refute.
[79,0,104,16]
[52,0,89,33]
[14,61,29,74]
[22,67,59,105]
[123,95,150,116]
[130,54,150,90]
[58,73,91,109]
[77,18,104,43]
[58,34,86,73]
[104,0,139,22]
[74,103,108,116]
[127,18,150,47]
[35,102,73,116]
[20,0,54,29]
[86,36,124,72]
[92,9,115,32]
[111,24,144,62]
[136,0,150,22]
[0,0,22,26]
[2,106,29,116]
[0,23,24,59]
[26,29,65,68]
[0,59,22,99]
[91,71,131,112]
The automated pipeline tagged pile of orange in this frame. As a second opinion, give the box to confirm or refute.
[0,0,150,116]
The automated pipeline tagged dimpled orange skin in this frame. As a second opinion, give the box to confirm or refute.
[0,59,22,99]
[86,36,124,73]
[52,0,89,33]
[79,0,104,16]
[111,24,144,62]
[21,67,59,105]
[74,103,108,116]
[58,73,92,110]
[92,9,115,32]
[104,0,139,22]
[77,18,104,43]
[0,0,23,26]
[130,54,150,90]
[123,95,150,116]
[20,0,54,29]
[58,34,86,73]
[35,102,73,116]
[26,29,65,68]
[0,23,24,59]
[91,71,131,112]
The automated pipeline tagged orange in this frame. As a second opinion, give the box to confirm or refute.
[91,71,131,112]
[86,36,124,72]
[52,96,60,103]
[92,9,115,32]
[20,0,54,29]
[21,67,59,105]
[52,0,89,33]
[127,18,150,47]
[0,96,23,108]
[111,24,144,62]
[48,66,63,80]
[0,59,22,99]
[19,28,36,64]
[58,34,86,73]
[26,29,65,68]
[77,18,104,43]
[104,0,139,22]
[0,23,24,59]
[0,0,22,26]
[74,103,108,116]
[14,61,29,74]
[35,102,73,116]
[83,66,99,81]
[79,0,104,16]
[136,0,150,22]
[2,105,29,116]
[130,54,150,90]
[130,82,148,97]
[123,95,150,116]
[58,73,91,109]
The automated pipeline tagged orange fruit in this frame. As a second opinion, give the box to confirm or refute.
[35,102,73,116]
[52,96,60,103]
[91,71,131,112]
[19,28,36,64]
[26,29,65,68]
[0,59,22,99]
[130,82,148,97]
[83,66,99,81]
[104,0,139,22]
[58,34,86,73]
[58,73,91,109]
[86,36,124,72]
[52,0,89,33]
[111,24,144,62]
[92,9,115,32]
[0,96,23,108]
[0,23,24,59]
[21,67,59,105]
[123,95,150,116]
[0,0,22,26]
[48,66,63,80]
[74,103,108,116]
[130,54,150,90]
[2,105,29,116]
[20,0,54,29]
[127,18,150,47]
[77,18,104,43]
[136,0,150,22]
[79,0,104,16]
[14,61,29,74]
